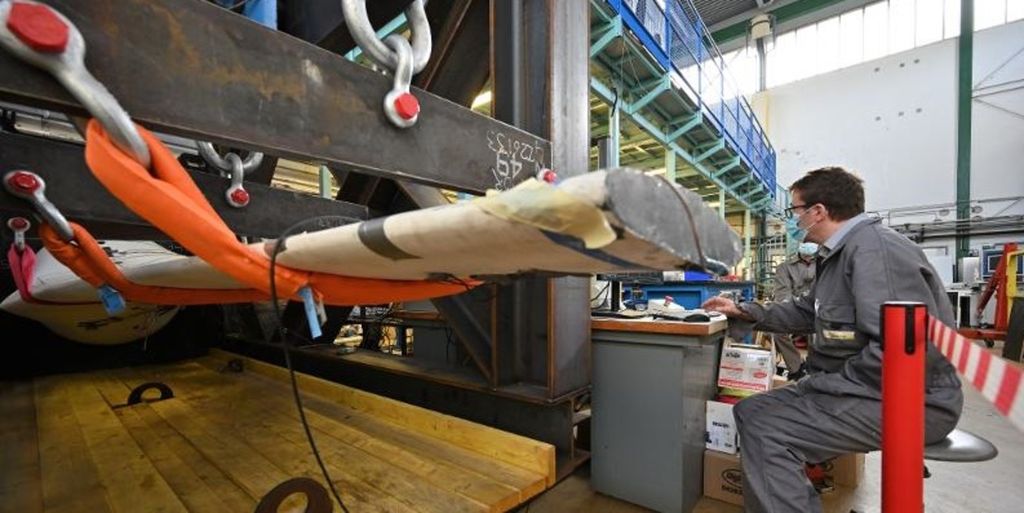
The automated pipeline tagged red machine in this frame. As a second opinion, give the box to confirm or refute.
[959,243,1019,346]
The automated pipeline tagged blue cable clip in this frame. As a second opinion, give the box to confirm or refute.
[97,284,126,315]
[298,286,323,339]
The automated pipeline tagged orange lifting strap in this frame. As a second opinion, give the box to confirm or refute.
[37,120,474,307]
[39,223,269,305]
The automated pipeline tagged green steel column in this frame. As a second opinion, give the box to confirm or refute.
[719,188,726,218]
[664,148,676,182]
[956,0,973,259]
[596,102,620,169]
[744,209,752,279]
[318,164,332,198]
[609,100,621,168]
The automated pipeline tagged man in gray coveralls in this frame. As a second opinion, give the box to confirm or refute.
[703,167,963,513]
[772,241,818,380]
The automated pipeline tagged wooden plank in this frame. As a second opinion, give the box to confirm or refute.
[167,362,528,512]
[122,403,258,513]
[0,382,43,513]
[121,389,291,499]
[174,360,548,501]
[208,349,557,484]
[591,317,727,336]
[315,400,549,502]
[110,365,413,513]
[114,405,252,513]
[148,391,419,513]
[87,372,256,513]
[93,367,258,513]
[33,376,114,513]
[391,310,444,321]
[117,364,492,513]
[62,376,188,513]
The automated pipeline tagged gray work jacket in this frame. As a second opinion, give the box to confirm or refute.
[740,217,963,417]
[773,257,816,301]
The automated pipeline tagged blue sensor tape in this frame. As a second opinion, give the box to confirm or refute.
[298,286,323,339]
[97,284,126,315]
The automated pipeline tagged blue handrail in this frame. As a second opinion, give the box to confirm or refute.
[607,0,777,196]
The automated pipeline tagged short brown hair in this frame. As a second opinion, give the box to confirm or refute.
[790,167,864,221]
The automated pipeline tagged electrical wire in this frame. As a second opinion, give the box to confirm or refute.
[268,215,352,513]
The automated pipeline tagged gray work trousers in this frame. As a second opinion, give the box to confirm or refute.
[733,373,960,513]
[772,334,803,373]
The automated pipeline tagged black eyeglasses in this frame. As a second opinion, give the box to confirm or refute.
[784,204,809,218]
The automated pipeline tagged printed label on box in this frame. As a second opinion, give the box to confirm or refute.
[718,346,773,393]
[705,400,739,454]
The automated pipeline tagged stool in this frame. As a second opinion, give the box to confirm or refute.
[849,429,998,512]
[924,428,998,463]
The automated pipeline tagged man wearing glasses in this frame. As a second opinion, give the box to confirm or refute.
[703,167,963,513]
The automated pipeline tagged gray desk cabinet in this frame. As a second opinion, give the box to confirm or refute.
[591,326,724,513]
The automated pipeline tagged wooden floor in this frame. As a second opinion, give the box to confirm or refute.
[0,350,555,513]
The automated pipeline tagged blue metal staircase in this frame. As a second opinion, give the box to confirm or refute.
[590,0,779,213]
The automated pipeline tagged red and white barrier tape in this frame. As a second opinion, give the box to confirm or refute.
[929,316,1024,431]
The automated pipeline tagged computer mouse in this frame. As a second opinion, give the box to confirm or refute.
[682,312,711,323]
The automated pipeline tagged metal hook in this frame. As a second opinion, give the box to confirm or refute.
[0,0,150,168]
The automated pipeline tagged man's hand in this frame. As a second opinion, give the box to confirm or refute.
[702,296,754,321]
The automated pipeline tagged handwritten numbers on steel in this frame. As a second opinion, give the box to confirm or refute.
[487,130,545,190]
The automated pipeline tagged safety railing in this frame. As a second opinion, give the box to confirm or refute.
[609,0,776,195]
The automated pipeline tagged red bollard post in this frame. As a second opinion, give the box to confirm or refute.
[881,301,927,513]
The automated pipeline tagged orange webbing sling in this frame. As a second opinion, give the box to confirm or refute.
[39,223,268,305]
[39,120,474,306]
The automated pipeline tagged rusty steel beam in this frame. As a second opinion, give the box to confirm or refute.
[0,0,549,194]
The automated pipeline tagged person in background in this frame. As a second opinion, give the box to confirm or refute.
[771,241,818,381]
[702,167,962,513]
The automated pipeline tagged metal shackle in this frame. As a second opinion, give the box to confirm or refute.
[223,153,250,208]
[382,35,419,128]
[196,141,265,176]
[340,0,431,74]
[3,170,74,242]
[7,216,30,251]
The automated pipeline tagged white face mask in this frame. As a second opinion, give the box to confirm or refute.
[798,242,819,257]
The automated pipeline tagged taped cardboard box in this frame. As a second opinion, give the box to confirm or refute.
[772,375,792,389]
[705,400,739,454]
[703,450,744,506]
[704,451,864,507]
[718,345,774,394]
[830,452,865,488]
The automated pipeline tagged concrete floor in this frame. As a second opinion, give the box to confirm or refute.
[521,383,1023,512]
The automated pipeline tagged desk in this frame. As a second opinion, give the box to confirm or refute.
[591,318,726,513]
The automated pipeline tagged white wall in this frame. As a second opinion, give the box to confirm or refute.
[752,20,1024,256]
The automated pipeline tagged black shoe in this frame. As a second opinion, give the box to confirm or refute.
[787,363,807,382]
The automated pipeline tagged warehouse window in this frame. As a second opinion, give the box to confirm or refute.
[765,0,1024,88]
[721,47,761,97]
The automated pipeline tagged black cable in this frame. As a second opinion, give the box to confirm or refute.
[590,282,611,303]
[268,215,352,513]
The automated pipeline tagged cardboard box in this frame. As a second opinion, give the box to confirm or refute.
[772,375,791,389]
[703,450,744,506]
[806,452,865,490]
[705,400,739,454]
[829,452,865,488]
[718,345,774,393]
[703,451,862,508]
